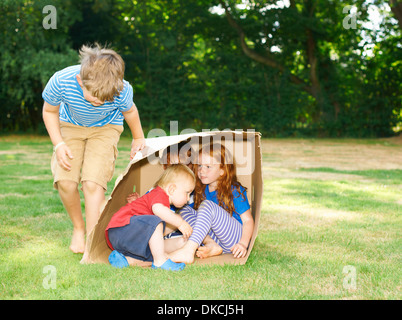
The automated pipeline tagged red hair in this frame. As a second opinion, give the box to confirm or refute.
[193,143,246,215]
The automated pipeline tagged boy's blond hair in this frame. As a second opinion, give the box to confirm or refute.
[154,164,195,189]
[79,43,125,102]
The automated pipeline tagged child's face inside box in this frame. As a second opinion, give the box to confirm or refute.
[169,176,195,208]
[197,152,223,187]
[162,145,193,171]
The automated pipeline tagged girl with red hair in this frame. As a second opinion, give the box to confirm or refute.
[169,143,254,264]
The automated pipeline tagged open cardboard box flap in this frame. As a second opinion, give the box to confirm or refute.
[83,130,262,266]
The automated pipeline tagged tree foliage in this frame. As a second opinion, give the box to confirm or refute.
[0,0,401,137]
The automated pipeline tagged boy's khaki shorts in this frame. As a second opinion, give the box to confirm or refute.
[51,121,124,191]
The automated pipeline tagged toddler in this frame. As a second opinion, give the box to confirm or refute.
[106,164,195,271]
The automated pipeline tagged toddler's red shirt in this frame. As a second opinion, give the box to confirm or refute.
[105,186,170,249]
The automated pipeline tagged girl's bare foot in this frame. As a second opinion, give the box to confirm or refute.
[69,228,85,254]
[168,240,198,264]
[196,235,222,259]
[196,243,223,259]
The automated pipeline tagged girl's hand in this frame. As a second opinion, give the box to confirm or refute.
[130,138,146,160]
[178,221,193,240]
[55,143,74,171]
[230,242,248,258]
[126,192,139,203]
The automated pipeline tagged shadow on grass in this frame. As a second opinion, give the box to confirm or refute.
[299,168,402,185]
[274,176,400,217]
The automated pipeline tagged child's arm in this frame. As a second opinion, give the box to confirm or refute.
[121,104,145,160]
[42,101,74,171]
[231,209,254,258]
[152,203,192,239]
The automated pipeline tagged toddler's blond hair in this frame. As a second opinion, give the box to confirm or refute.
[154,164,195,189]
[79,43,125,102]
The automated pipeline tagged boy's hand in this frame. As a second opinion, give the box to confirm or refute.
[130,138,146,160]
[56,143,74,171]
[178,221,192,240]
[230,243,248,259]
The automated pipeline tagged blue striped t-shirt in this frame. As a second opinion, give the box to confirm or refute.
[42,65,134,127]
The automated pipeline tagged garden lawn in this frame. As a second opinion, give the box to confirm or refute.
[0,135,401,299]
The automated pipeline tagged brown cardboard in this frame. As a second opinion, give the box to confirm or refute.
[83,130,262,266]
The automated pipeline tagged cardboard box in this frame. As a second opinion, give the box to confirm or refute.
[83,130,262,266]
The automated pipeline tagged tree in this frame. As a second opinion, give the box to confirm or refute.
[0,0,80,132]
[389,0,402,28]
[215,0,401,136]
[0,0,400,137]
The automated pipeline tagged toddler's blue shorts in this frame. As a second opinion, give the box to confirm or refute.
[108,215,165,262]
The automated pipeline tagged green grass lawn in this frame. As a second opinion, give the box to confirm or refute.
[0,136,401,300]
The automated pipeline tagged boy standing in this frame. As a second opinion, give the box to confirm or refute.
[42,44,145,257]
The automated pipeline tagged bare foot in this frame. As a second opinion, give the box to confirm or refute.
[69,228,85,254]
[196,244,223,259]
[168,240,198,264]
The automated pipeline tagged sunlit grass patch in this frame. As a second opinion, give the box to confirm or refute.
[0,136,401,299]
